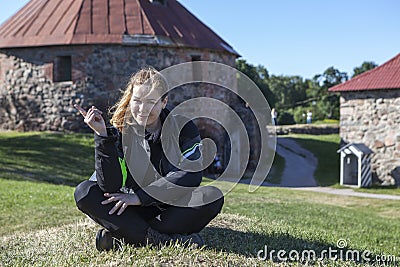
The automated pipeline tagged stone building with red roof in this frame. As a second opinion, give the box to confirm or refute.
[0,0,261,174]
[329,53,400,185]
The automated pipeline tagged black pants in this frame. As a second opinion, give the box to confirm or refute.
[74,180,224,245]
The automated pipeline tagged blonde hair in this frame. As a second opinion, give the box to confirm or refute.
[110,66,168,131]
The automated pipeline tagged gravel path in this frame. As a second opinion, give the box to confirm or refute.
[219,137,399,200]
[272,137,318,187]
[270,137,399,200]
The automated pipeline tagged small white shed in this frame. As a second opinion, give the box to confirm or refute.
[337,143,373,188]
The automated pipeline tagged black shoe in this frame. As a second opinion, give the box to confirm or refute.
[172,232,204,248]
[95,228,114,251]
[146,227,204,248]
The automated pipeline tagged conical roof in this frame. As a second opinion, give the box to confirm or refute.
[0,0,238,55]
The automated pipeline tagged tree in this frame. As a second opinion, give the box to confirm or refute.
[314,66,348,88]
[312,66,348,120]
[267,75,307,110]
[352,61,378,78]
[235,58,378,123]
[236,59,275,107]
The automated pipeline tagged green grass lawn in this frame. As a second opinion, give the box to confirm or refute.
[0,132,399,266]
[0,131,94,185]
[289,134,400,195]
[313,119,339,125]
[264,153,285,184]
[286,134,340,186]
[355,186,400,196]
[330,184,400,196]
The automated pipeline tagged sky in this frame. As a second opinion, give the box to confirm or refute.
[0,0,399,79]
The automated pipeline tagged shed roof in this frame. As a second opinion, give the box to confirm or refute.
[0,0,238,55]
[329,53,400,92]
[337,143,373,155]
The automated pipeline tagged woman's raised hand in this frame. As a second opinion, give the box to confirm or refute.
[74,104,107,137]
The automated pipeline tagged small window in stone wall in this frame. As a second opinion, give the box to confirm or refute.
[191,55,202,80]
[53,56,72,82]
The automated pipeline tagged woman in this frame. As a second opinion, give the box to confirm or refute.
[74,67,224,251]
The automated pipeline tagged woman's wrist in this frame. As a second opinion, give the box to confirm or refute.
[131,193,142,206]
[96,130,108,137]
[94,127,108,137]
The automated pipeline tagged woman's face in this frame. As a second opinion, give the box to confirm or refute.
[130,85,167,128]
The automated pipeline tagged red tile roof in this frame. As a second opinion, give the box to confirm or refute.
[329,53,400,92]
[0,0,238,55]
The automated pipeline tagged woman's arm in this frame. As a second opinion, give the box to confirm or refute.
[75,104,123,192]
[94,129,124,192]
[135,120,203,206]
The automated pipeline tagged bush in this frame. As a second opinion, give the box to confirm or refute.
[278,112,295,125]
[293,107,309,124]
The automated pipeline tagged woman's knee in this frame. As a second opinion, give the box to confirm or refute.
[203,185,224,201]
[74,180,100,211]
[209,194,224,216]
[201,186,224,214]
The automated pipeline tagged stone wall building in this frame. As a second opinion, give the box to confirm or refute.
[0,0,262,174]
[329,53,400,185]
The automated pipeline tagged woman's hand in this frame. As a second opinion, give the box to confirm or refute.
[74,104,107,136]
[101,192,142,215]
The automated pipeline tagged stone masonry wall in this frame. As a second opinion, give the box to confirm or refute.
[0,44,261,172]
[0,44,236,132]
[340,90,400,185]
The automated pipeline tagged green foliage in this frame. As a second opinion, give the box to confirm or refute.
[293,106,309,124]
[236,59,275,107]
[267,75,308,111]
[352,61,378,78]
[236,59,377,123]
[314,66,348,89]
[278,112,295,125]
[311,67,347,120]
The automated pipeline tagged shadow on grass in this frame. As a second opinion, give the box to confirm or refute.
[202,226,375,264]
[0,133,94,186]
